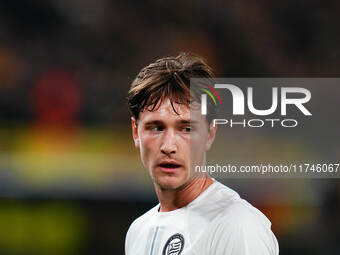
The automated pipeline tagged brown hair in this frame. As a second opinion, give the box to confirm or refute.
[127,52,215,123]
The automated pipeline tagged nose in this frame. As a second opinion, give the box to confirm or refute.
[160,129,177,155]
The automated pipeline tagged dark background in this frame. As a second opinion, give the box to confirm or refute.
[0,0,339,254]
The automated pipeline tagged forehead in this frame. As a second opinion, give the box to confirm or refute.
[138,98,204,124]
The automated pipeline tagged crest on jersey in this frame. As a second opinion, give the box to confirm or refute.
[162,233,184,255]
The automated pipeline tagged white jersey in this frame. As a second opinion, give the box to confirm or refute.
[125,181,279,255]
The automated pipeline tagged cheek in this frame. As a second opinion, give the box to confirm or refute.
[139,136,158,166]
[191,132,208,150]
[190,133,208,161]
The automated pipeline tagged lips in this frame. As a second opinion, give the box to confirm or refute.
[158,160,182,172]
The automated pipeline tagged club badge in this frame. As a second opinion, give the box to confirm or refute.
[162,233,184,255]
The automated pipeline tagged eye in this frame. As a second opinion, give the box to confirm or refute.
[150,126,164,132]
[182,126,192,133]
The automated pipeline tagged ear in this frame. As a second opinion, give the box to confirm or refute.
[205,123,217,151]
[131,117,140,149]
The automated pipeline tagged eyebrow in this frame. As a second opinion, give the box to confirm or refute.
[143,119,198,126]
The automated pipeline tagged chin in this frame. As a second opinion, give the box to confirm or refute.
[155,175,188,190]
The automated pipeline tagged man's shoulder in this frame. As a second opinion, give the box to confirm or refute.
[125,203,159,253]
[210,182,272,228]
[196,181,275,243]
[197,184,279,254]
[207,181,269,221]
[192,181,244,216]
[219,199,271,229]
[127,203,159,233]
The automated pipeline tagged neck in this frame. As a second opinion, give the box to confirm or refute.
[155,177,214,212]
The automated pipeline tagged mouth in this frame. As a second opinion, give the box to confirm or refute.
[158,162,182,173]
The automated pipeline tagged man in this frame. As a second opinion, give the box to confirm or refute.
[125,53,279,255]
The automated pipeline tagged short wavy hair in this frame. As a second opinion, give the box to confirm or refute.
[127,52,215,123]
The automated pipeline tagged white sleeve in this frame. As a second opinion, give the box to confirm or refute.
[125,224,133,255]
[196,204,279,255]
[125,219,139,255]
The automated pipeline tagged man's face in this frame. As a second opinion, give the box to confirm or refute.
[132,98,216,190]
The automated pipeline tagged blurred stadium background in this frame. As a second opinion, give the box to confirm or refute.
[0,0,339,254]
